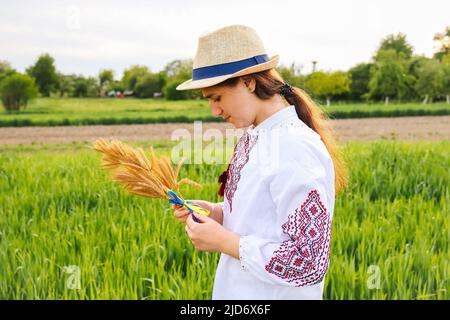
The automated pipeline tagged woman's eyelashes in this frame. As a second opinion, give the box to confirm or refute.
[206,96,220,103]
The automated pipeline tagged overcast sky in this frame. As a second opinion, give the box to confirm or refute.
[1,0,449,79]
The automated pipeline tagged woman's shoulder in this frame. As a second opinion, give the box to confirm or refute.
[262,115,328,158]
[251,116,332,177]
[275,114,321,142]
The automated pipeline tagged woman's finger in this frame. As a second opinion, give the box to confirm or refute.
[174,208,189,218]
[176,214,189,222]
[173,208,190,224]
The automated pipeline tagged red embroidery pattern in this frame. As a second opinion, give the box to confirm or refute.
[225,132,258,213]
[265,190,331,286]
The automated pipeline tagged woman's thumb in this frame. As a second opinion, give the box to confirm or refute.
[192,211,209,223]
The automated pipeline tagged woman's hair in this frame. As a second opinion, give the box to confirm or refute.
[218,68,349,195]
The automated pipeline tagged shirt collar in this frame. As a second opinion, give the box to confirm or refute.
[247,105,297,135]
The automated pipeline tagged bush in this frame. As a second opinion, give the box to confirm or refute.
[0,73,38,112]
[134,74,160,98]
[163,79,201,100]
[72,76,99,97]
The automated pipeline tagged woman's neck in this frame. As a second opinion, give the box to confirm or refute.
[253,96,289,127]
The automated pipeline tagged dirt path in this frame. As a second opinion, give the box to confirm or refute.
[0,116,449,145]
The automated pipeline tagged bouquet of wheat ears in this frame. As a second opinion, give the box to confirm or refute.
[91,138,210,221]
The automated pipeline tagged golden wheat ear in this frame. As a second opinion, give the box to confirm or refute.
[92,138,203,201]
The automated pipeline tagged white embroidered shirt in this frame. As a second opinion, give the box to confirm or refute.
[212,105,335,300]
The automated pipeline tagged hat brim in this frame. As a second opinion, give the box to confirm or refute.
[176,54,280,91]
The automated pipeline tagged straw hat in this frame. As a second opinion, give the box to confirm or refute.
[176,25,279,91]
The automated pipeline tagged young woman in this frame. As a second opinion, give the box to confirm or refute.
[172,25,348,299]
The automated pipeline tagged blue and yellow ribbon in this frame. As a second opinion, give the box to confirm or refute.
[167,190,210,223]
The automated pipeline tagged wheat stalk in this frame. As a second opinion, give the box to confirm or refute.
[91,138,201,200]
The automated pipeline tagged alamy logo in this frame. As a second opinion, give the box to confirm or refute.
[63,265,81,290]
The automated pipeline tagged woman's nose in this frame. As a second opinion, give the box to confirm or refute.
[210,103,223,117]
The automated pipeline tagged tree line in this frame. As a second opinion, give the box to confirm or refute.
[0,27,449,112]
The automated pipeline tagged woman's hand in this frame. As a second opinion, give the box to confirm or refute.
[172,200,223,224]
[185,212,240,258]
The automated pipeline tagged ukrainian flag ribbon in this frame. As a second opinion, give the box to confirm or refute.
[167,190,210,223]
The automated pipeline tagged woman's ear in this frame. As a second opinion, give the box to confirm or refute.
[243,78,256,93]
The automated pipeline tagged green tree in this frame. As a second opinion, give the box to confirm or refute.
[26,53,59,96]
[441,60,450,104]
[369,49,410,104]
[121,65,151,92]
[99,69,114,88]
[0,60,15,84]
[0,73,38,112]
[433,26,450,61]
[370,34,416,102]
[134,73,161,98]
[161,59,202,100]
[306,71,350,106]
[348,63,372,101]
[56,73,76,97]
[156,71,168,93]
[163,79,200,100]
[106,80,125,94]
[415,59,445,103]
[163,80,184,100]
[443,52,450,65]
[404,55,430,101]
[375,33,414,60]
[73,76,99,97]
[162,59,192,80]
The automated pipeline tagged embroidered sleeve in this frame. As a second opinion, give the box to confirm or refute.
[264,189,331,286]
[238,139,333,287]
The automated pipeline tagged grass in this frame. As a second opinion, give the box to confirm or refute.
[0,140,448,299]
[0,98,449,127]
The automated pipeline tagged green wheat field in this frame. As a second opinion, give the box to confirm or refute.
[0,140,448,299]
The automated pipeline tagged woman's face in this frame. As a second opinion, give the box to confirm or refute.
[201,78,258,128]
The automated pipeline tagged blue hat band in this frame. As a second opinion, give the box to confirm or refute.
[192,54,270,80]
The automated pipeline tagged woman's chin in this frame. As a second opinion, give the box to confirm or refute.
[231,121,245,128]
[229,119,251,128]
